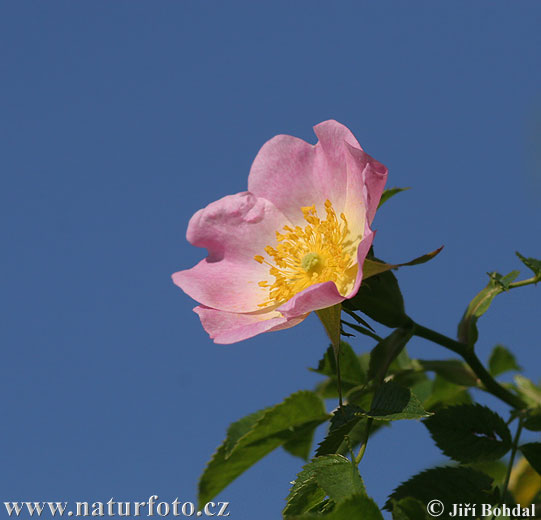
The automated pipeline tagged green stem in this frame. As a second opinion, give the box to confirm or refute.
[411,322,526,410]
[501,417,524,509]
[509,276,539,290]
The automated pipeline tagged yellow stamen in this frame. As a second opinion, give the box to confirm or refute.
[254,199,358,307]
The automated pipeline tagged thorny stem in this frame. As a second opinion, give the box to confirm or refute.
[411,322,527,410]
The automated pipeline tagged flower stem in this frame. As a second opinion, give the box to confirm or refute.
[410,322,526,410]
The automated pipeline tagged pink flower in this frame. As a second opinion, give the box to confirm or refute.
[172,120,388,344]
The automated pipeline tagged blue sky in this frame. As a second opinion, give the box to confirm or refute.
[2,2,540,519]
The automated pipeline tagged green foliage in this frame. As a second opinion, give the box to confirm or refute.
[283,455,365,517]
[286,494,383,520]
[488,345,522,377]
[344,269,409,328]
[198,391,329,506]
[362,381,431,421]
[283,423,320,461]
[385,466,496,511]
[523,408,541,432]
[514,375,541,407]
[368,328,414,384]
[417,359,478,387]
[424,404,512,463]
[391,497,428,520]
[423,375,472,411]
[311,342,365,389]
[520,443,541,476]
[516,252,541,280]
[378,187,410,209]
[458,270,519,346]
[362,247,443,280]
[316,405,364,457]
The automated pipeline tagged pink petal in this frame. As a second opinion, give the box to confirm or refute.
[194,305,308,344]
[172,192,289,312]
[248,120,386,230]
[247,133,323,225]
[345,143,388,226]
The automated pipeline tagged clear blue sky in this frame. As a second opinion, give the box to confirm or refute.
[2,2,540,519]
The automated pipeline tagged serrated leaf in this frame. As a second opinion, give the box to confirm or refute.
[457,270,519,346]
[363,381,431,421]
[283,464,327,517]
[424,404,512,463]
[418,359,478,387]
[362,247,443,280]
[520,443,541,476]
[316,405,364,456]
[368,328,414,384]
[391,497,427,520]
[284,455,365,517]
[198,391,329,506]
[222,409,268,458]
[488,345,522,377]
[516,252,541,280]
[314,454,365,502]
[311,342,365,387]
[287,493,383,520]
[385,466,496,511]
[344,269,408,328]
[378,187,410,208]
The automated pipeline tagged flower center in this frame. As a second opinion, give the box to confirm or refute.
[254,199,358,307]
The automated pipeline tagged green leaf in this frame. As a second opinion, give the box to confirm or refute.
[378,187,410,208]
[520,443,541,476]
[344,269,409,328]
[368,328,414,384]
[312,342,365,387]
[468,459,508,487]
[417,359,478,387]
[362,381,431,421]
[391,497,428,520]
[283,422,319,461]
[488,345,522,377]
[516,251,541,280]
[283,455,365,517]
[423,375,473,411]
[317,304,342,354]
[385,466,496,511]
[198,391,329,506]
[286,494,383,520]
[316,405,364,457]
[514,375,541,407]
[283,464,327,517]
[423,404,512,463]
[524,408,541,432]
[457,270,519,346]
[314,455,365,502]
[362,247,443,280]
